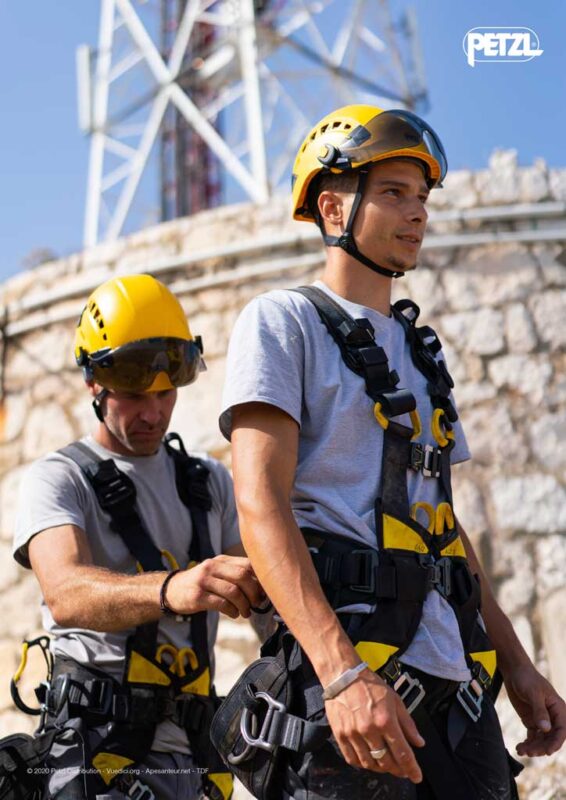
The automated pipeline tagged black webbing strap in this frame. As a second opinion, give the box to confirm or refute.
[292,286,416,416]
[392,299,457,423]
[59,441,164,571]
[163,433,213,677]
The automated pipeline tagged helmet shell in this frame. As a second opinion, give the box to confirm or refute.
[291,104,445,222]
[75,274,194,391]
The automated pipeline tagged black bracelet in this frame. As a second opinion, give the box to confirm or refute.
[159,569,190,622]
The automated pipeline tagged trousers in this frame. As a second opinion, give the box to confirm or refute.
[279,615,519,800]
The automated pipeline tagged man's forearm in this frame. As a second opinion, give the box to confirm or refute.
[237,499,362,686]
[46,565,167,631]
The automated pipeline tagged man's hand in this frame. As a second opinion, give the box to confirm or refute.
[503,663,566,757]
[324,669,425,782]
[164,555,265,619]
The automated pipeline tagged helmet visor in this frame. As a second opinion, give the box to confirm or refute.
[88,337,203,393]
[335,109,447,185]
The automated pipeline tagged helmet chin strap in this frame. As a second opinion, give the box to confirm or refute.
[92,388,109,422]
[321,168,406,279]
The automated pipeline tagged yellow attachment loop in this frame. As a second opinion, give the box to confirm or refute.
[156,644,180,673]
[174,647,199,677]
[161,549,180,571]
[373,402,389,430]
[431,408,455,448]
[409,410,422,441]
[136,562,143,574]
[410,502,435,533]
[435,502,455,535]
[13,642,29,684]
[375,404,422,440]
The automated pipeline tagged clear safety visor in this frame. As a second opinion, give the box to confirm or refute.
[336,109,447,185]
[88,337,204,393]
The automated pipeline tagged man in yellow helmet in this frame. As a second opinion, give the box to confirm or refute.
[217,107,566,798]
[12,274,263,799]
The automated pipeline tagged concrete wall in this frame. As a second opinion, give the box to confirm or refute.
[1,150,566,798]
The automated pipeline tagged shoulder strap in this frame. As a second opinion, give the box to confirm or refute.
[292,286,416,418]
[163,433,214,678]
[392,299,458,423]
[163,433,214,563]
[59,442,164,572]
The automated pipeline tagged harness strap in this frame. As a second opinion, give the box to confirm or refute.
[292,286,415,415]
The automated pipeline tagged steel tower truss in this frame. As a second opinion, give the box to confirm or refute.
[79,0,427,246]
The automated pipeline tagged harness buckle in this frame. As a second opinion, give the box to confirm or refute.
[349,550,378,594]
[422,444,442,478]
[456,678,484,722]
[128,780,156,800]
[240,691,287,753]
[422,555,452,597]
[409,443,424,472]
[393,672,426,715]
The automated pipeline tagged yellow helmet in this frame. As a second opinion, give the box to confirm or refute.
[291,104,447,222]
[75,274,204,392]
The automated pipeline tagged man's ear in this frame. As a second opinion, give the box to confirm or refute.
[318,190,351,231]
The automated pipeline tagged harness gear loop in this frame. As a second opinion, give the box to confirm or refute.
[10,636,53,718]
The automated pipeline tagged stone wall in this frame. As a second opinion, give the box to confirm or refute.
[1,150,565,798]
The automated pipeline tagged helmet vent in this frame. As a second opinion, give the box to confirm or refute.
[89,301,105,329]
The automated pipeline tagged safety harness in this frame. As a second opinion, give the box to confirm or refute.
[7,433,232,800]
[212,286,518,800]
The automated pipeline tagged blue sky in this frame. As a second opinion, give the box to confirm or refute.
[0,0,563,284]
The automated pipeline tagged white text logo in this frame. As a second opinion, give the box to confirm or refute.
[463,27,543,68]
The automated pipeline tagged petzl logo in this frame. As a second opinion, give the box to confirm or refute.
[463,27,543,68]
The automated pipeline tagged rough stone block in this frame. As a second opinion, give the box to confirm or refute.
[540,590,566,702]
[22,403,74,462]
[169,357,227,454]
[0,575,42,639]
[550,168,566,201]
[529,290,566,348]
[490,476,566,534]
[441,308,505,356]
[0,543,20,592]
[496,541,535,616]
[488,354,553,404]
[398,268,445,317]
[451,478,488,538]
[504,303,538,353]
[529,411,566,472]
[453,380,498,409]
[535,535,566,596]
[460,405,526,467]
[0,465,28,543]
[0,393,29,442]
[475,150,519,205]
[442,169,478,208]
[518,159,550,202]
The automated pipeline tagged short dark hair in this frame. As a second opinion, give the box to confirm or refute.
[306,170,360,227]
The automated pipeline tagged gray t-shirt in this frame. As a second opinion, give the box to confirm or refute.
[220,281,472,681]
[13,435,240,753]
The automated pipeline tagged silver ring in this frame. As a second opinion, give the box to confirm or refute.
[369,747,387,760]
